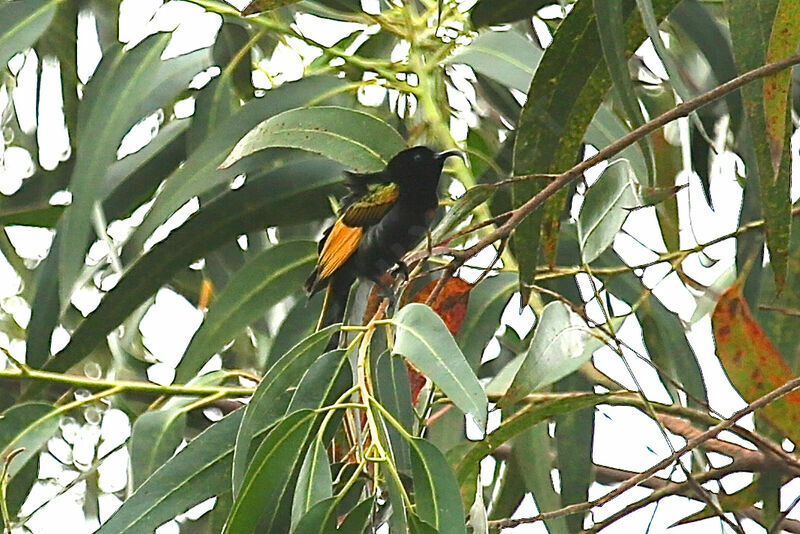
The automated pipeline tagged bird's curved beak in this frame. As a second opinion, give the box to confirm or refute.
[436,149,466,163]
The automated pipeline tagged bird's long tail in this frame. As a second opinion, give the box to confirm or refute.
[316,274,354,351]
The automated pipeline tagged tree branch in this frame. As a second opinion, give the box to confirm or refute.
[488,377,800,529]
[447,52,800,274]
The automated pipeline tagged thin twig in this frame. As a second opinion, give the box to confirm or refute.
[489,376,800,529]
[447,53,800,274]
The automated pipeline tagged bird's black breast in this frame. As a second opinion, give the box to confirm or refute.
[353,199,436,279]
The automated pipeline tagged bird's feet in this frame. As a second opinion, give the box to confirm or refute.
[389,261,409,282]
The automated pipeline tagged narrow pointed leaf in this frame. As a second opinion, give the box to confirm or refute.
[393,303,488,430]
[232,328,338,497]
[502,302,608,406]
[446,31,542,92]
[175,240,317,382]
[223,411,316,534]
[129,410,187,489]
[44,158,343,375]
[0,0,59,64]
[291,436,334,530]
[58,34,211,302]
[577,160,637,263]
[726,0,793,292]
[220,106,406,171]
[409,438,466,534]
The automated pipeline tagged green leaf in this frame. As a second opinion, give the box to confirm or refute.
[502,301,606,406]
[58,34,211,303]
[175,240,317,382]
[221,106,406,172]
[430,185,495,246]
[470,0,552,27]
[232,328,338,497]
[455,273,516,370]
[512,424,569,534]
[102,118,190,221]
[95,411,244,534]
[584,104,648,186]
[393,303,488,431]
[409,438,466,534]
[128,75,345,255]
[455,393,610,491]
[286,348,351,413]
[669,0,742,135]
[374,351,414,473]
[0,402,58,480]
[638,296,708,408]
[268,292,324,366]
[291,435,333,531]
[337,497,376,533]
[593,0,655,185]
[446,31,542,92]
[577,160,636,263]
[0,205,64,228]
[223,411,316,534]
[554,374,594,532]
[0,0,59,65]
[44,158,343,375]
[726,0,793,291]
[512,0,679,293]
[129,410,187,489]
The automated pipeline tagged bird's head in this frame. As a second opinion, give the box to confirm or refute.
[386,146,464,186]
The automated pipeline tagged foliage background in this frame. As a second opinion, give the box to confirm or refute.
[0,0,799,532]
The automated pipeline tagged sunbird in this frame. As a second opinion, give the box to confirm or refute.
[304,146,462,347]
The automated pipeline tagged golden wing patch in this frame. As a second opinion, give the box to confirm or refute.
[341,183,398,226]
[317,220,364,281]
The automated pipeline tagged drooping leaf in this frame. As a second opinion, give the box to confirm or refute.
[0,0,59,65]
[223,411,316,534]
[446,30,542,92]
[220,106,406,172]
[712,283,800,442]
[502,301,607,406]
[470,0,553,27]
[409,438,466,534]
[374,351,414,474]
[291,434,333,530]
[725,0,792,291]
[513,424,569,534]
[175,240,317,382]
[44,158,343,375]
[232,328,338,496]
[129,410,187,489]
[762,0,800,176]
[577,160,636,263]
[58,34,211,302]
[512,0,679,294]
[393,303,488,431]
[593,0,654,185]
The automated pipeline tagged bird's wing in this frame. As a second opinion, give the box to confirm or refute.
[341,182,399,226]
[315,183,399,282]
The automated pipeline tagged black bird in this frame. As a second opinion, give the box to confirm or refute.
[304,146,462,346]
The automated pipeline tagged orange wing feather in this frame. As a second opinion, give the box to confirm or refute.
[317,219,363,281]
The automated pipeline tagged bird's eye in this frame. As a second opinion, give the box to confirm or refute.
[413,153,422,162]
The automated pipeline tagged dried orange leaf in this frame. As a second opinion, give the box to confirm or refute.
[712,283,800,442]
[411,278,474,336]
